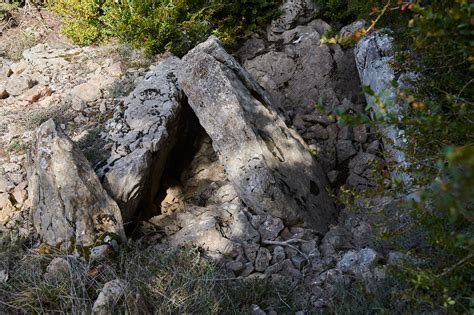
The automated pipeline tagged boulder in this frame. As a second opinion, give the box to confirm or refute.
[336,248,380,276]
[70,80,102,103]
[98,57,185,222]
[179,36,336,230]
[27,119,125,247]
[92,279,127,313]
[270,0,318,34]
[165,202,258,258]
[6,74,36,96]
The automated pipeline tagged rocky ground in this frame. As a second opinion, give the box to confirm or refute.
[0,0,411,313]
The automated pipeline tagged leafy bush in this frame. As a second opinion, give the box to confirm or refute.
[334,0,473,312]
[46,0,280,55]
[315,0,384,27]
[45,0,106,44]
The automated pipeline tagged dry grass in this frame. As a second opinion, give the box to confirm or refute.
[0,233,302,314]
[0,6,69,60]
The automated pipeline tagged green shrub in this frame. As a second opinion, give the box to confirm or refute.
[46,0,107,44]
[315,0,383,27]
[47,0,280,56]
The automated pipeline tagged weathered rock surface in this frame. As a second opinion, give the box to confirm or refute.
[336,248,380,276]
[166,203,257,257]
[242,17,372,183]
[179,36,336,230]
[99,57,185,222]
[27,119,125,246]
[269,0,318,34]
[355,31,410,184]
[92,279,127,313]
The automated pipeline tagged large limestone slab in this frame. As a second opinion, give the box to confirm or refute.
[98,57,185,222]
[178,36,336,231]
[27,119,125,247]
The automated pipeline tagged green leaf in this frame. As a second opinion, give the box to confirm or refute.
[362,85,376,96]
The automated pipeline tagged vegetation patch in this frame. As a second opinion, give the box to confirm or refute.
[0,235,302,314]
[45,0,280,56]
[331,0,473,312]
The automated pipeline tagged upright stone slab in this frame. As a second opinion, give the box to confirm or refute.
[354,31,411,184]
[98,57,185,222]
[179,36,336,231]
[27,119,125,247]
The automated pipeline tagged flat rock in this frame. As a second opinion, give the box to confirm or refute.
[6,75,36,96]
[179,36,336,231]
[27,119,125,247]
[70,81,102,102]
[336,248,380,276]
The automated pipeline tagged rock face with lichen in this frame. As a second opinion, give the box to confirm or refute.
[97,57,185,223]
[27,119,125,246]
[354,31,411,184]
[178,36,336,231]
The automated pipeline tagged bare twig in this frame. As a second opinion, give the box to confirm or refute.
[262,239,309,260]
[439,253,474,277]
[365,1,391,35]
